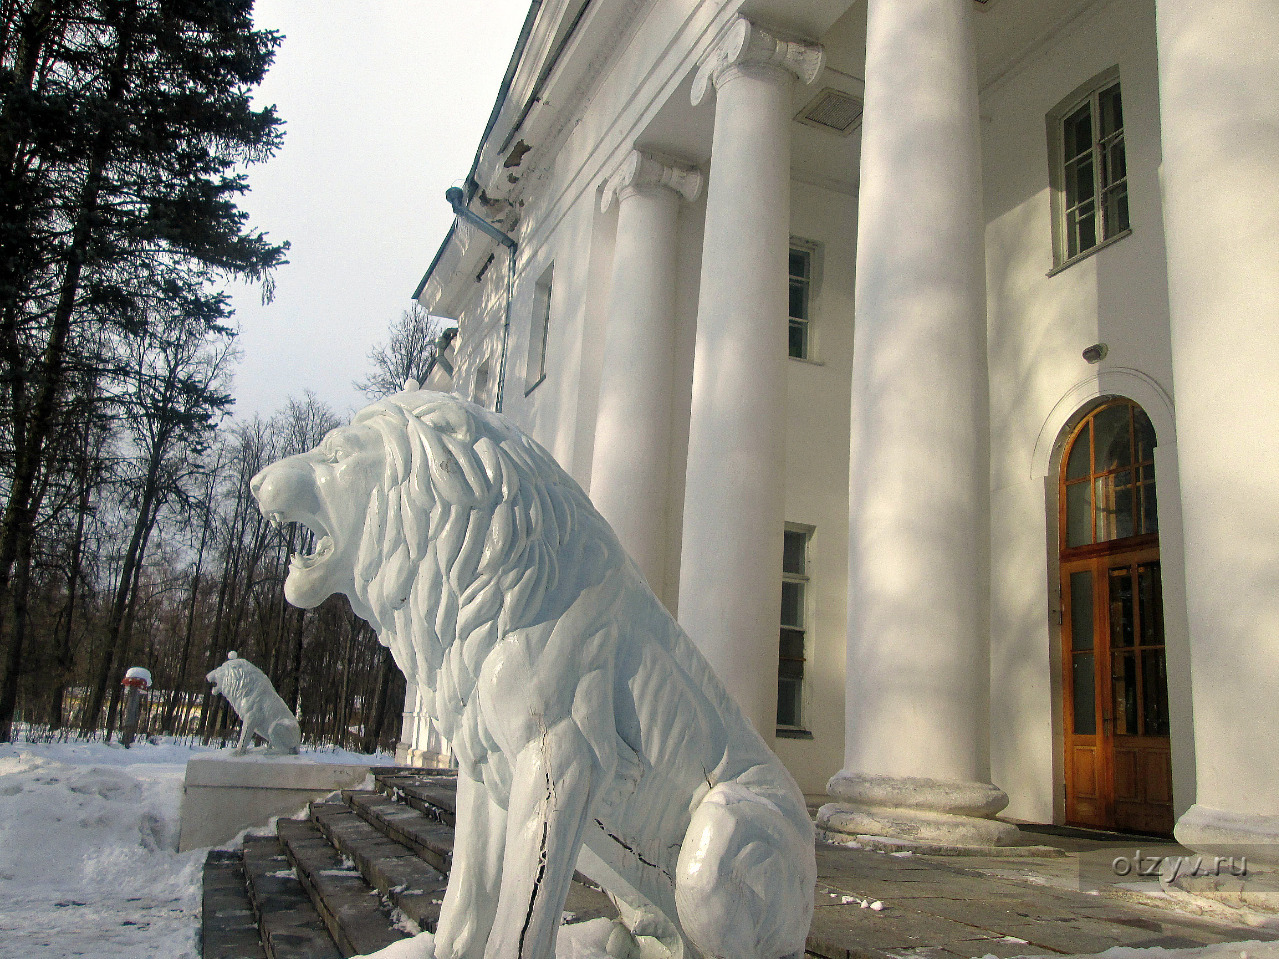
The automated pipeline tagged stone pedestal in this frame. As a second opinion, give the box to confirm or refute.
[823,0,1015,846]
[677,18,821,736]
[178,753,373,851]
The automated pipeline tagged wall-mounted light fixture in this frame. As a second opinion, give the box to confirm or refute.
[1082,342,1108,364]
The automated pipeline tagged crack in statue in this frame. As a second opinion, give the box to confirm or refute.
[250,385,815,959]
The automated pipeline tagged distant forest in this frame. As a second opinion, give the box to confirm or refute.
[0,1,446,750]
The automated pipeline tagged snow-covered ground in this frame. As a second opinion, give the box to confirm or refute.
[0,735,384,959]
[1,736,1276,959]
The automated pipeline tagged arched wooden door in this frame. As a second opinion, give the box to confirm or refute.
[1060,400,1173,835]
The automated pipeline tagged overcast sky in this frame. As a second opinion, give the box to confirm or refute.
[225,0,529,422]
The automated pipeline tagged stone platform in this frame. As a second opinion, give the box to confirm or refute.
[200,770,1279,959]
[179,752,374,852]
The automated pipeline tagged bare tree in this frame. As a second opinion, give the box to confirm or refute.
[356,303,450,398]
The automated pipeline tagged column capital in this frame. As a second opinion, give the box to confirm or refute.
[601,150,703,212]
[692,18,823,106]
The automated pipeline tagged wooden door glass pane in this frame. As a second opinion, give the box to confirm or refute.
[1138,466,1158,535]
[1069,568,1098,737]
[1134,407,1156,461]
[1138,563,1170,736]
[1142,649,1170,736]
[1096,470,1136,542]
[1070,571,1094,650]
[1073,653,1096,735]
[1067,421,1091,480]
[1093,403,1132,471]
[1066,482,1092,546]
[1065,403,1160,550]
[1109,567,1135,647]
[1113,650,1138,734]
[1138,564,1163,647]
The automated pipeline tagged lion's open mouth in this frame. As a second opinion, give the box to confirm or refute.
[290,534,334,570]
[268,511,334,572]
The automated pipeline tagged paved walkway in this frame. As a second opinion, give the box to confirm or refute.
[807,824,1278,959]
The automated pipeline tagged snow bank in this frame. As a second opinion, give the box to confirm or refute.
[0,737,388,959]
[0,738,207,958]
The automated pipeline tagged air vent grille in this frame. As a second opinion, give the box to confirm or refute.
[796,88,863,135]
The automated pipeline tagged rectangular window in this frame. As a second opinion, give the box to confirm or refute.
[525,265,553,394]
[777,525,812,731]
[1049,70,1129,268]
[788,247,812,360]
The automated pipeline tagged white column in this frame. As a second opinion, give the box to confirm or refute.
[395,682,417,764]
[592,151,702,598]
[1156,0,1279,863]
[819,0,1018,847]
[677,19,822,738]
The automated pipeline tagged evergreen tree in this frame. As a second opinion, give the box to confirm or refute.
[0,0,286,739]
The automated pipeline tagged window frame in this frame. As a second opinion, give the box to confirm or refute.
[777,522,814,736]
[787,238,822,363]
[472,359,492,409]
[1046,67,1131,273]
[524,264,553,395]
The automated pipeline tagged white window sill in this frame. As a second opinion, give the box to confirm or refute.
[775,727,813,740]
[1047,228,1132,277]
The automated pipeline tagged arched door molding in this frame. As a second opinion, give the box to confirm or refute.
[1031,368,1175,483]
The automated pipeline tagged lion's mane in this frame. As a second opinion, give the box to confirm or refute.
[344,393,747,782]
[346,396,623,765]
[209,658,264,710]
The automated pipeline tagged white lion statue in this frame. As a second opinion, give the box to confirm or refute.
[207,652,301,755]
[250,387,815,959]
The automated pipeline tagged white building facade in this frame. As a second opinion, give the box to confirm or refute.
[407,0,1279,857]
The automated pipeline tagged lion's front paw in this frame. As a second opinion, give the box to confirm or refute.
[605,920,640,959]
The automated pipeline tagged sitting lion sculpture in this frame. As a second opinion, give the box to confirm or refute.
[250,386,815,959]
[207,652,301,755]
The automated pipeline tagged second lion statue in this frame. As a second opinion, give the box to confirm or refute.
[250,386,815,959]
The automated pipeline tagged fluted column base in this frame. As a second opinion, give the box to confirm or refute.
[1175,805,1279,868]
[818,772,1023,848]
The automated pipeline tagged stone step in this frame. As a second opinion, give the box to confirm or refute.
[374,770,458,827]
[343,788,455,875]
[310,800,449,933]
[202,850,266,959]
[241,835,342,959]
[355,775,618,927]
[276,817,409,958]
[203,768,618,959]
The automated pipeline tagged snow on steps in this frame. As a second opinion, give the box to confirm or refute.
[242,835,342,959]
[200,767,618,959]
